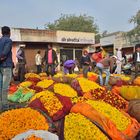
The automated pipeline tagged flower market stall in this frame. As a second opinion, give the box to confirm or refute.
[0,72,140,140]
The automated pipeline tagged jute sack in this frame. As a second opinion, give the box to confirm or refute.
[128,99,140,122]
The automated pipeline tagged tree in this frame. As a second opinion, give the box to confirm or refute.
[95,34,101,43]
[127,10,140,37]
[129,10,140,26]
[45,14,99,34]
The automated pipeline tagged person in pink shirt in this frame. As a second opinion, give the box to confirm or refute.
[43,44,58,76]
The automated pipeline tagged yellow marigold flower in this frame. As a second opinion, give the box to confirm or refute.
[53,73,63,78]
[113,74,130,81]
[65,74,78,78]
[87,72,98,77]
[54,83,77,97]
[64,113,109,140]
[39,73,47,77]
[77,77,102,93]
[86,100,131,131]
[19,81,33,88]
[71,97,86,104]
[30,90,63,116]
[36,79,54,89]
[25,73,40,79]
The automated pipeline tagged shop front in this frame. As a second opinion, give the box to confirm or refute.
[6,28,95,72]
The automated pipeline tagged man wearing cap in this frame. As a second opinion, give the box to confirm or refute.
[16,44,26,82]
[0,26,13,110]
[96,55,117,86]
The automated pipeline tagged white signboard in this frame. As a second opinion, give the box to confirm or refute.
[100,35,115,46]
[57,31,95,44]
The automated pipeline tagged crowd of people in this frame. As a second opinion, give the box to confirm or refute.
[0,26,140,110]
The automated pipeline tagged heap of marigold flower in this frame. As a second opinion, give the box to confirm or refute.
[54,83,77,97]
[30,90,63,116]
[19,81,33,88]
[64,113,109,140]
[65,73,78,78]
[0,108,49,140]
[86,100,131,131]
[113,74,131,81]
[77,77,102,93]
[36,79,54,89]
[25,73,40,79]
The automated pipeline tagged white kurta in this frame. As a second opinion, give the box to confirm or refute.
[115,50,123,74]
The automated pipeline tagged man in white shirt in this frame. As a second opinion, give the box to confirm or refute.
[115,48,123,74]
[133,44,140,77]
[35,50,42,73]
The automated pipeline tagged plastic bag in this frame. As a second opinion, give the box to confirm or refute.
[74,66,79,72]
[8,89,22,102]
[19,92,34,103]
[12,130,59,140]
[120,86,140,100]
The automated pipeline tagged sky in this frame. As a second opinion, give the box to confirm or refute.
[0,0,140,33]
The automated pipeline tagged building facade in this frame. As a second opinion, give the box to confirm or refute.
[0,28,95,72]
[100,31,137,59]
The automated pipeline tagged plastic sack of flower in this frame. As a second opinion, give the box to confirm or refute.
[8,84,18,94]
[120,86,140,100]
[28,91,73,121]
[128,99,140,123]
[8,89,23,102]
[19,92,34,103]
[71,102,140,140]
[12,130,59,140]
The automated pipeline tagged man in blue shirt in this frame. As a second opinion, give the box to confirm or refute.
[0,26,13,110]
[16,44,26,82]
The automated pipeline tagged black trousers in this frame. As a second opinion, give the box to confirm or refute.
[46,64,55,76]
[36,65,42,74]
[18,64,26,82]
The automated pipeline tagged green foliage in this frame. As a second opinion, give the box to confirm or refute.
[127,10,140,38]
[129,10,140,25]
[95,34,101,43]
[45,14,99,34]
[125,10,140,45]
